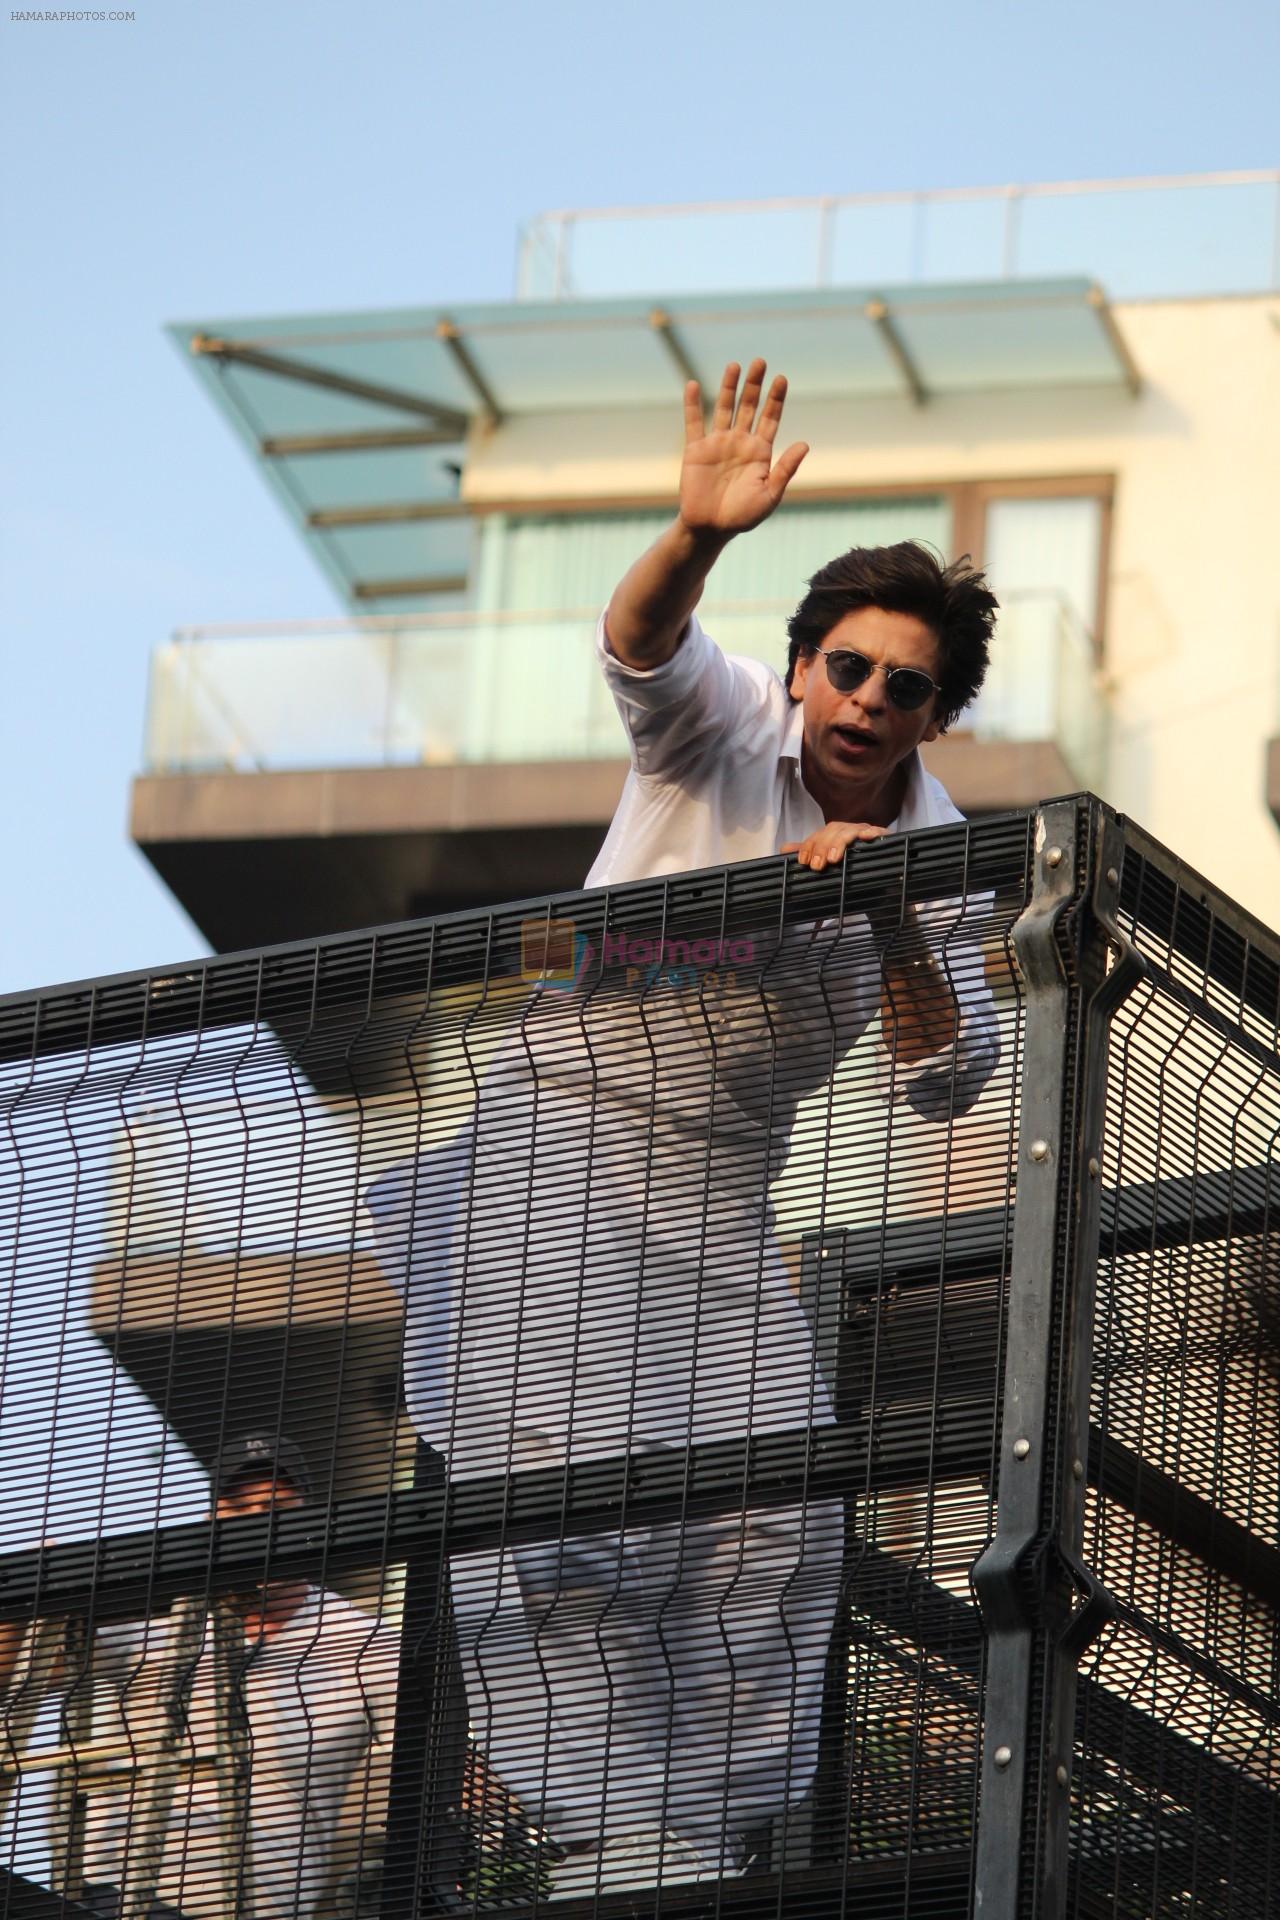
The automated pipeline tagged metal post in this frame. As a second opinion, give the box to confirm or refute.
[382,1443,468,1919]
[972,798,1142,1918]
[211,1597,254,1920]
[118,1594,210,1920]
[50,1619,91,1901]
[816,196,836,286]
[382,627,401,767]
[910,192,927,282]
[551,215,570,301]
[1001,188,1022,279]
[1038,814,1143,1913]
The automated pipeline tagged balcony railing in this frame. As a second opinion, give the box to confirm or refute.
[2,800,1278,1918]
[144,593,1106,787]
[516,170,1280,303]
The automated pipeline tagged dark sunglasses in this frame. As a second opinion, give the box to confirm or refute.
[811,645,940,713]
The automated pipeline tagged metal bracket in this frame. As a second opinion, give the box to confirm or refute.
[1088,814,1146,1015]
[971,801,1079,1638]
[1057,1554,1117,1662]
[972,799,1146,1920]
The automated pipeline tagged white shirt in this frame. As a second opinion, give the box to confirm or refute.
[84,1589,399,1920]
[587,611,965,887]
[368,612,1000,1473]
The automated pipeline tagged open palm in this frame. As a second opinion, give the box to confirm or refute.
[679,358,808,535]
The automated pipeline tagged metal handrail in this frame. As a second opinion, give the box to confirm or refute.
[516,170,1280,300]
[527,169,1280,226]
[169,597,791,644]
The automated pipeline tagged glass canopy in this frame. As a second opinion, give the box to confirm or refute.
[171,278,1139,611]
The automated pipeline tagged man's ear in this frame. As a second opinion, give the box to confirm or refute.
[790,651,810,699]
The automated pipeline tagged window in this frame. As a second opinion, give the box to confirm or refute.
[969,487,1108,745]
[477,497,952,625]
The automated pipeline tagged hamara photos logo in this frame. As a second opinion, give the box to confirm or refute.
[520,920,755,994]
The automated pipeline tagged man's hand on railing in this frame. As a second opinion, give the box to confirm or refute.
[781,821,889,870]
[876,920,962,1066]
[782,827,961,1066]
[677,358,809,537]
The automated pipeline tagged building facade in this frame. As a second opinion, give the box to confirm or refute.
[133,173,1280,950]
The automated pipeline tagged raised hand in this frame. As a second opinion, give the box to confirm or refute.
[678,358,809,537]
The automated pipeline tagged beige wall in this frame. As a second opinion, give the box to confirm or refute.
[464,294,1280,927]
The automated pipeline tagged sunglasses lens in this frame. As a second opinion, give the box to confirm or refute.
[886,671,934,712]
[821,650,871,693]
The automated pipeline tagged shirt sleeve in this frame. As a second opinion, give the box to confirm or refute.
[875,900,1001,1122]
[596,610,765,781]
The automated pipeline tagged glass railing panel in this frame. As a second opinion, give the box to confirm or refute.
[828,194,1012,286]
[145,640,263,773]
[518,174,1280,303]
[545,204,828,300]
[1050,602,1109,792]
[143,599,1108,783]
[968,595,1061,742]
[1014,177,1280,299]
[146,631,410,772]
[966,591,1106,787]
[402,617,620,764]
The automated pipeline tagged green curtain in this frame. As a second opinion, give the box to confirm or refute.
[484,497,951,617]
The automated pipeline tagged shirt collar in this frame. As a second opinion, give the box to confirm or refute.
[892,749,930,833]
[780,697,806,762]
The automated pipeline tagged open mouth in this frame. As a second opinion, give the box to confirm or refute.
[831,724,879,751]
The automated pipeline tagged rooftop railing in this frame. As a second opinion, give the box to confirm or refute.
[1,798,1278,1918]
[143,592,1106,789]
[516,171,1280,303]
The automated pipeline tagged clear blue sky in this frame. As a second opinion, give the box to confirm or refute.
[1,0,1276,996]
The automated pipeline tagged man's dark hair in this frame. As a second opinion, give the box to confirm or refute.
[785,541,998,731]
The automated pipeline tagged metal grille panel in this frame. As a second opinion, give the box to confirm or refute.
[1,801,1276,1920]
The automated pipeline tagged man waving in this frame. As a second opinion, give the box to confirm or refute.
[370,359,1000,1899]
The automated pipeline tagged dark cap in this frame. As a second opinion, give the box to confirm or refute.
[212,1433,312,1503]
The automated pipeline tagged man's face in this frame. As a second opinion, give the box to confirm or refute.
[791,606,943,797]
[215,1471,304,1522]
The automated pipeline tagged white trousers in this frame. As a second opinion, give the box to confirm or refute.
[449,1487,845,1856]
[367,1078,847,1853]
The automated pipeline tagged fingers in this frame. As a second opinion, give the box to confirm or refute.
[755,374,788,445]
[790,823,888,870]
[683,380,705,442]
[708,358,783,437]
[706,351,794,443]
[732,357,768,434]
[767,440,809,506]
[710,362,741,434]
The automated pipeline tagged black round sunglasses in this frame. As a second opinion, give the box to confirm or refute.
[811,644,940,713]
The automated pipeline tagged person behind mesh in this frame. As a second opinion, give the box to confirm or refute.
[0,1436,400,1920]
[366,357,1000,1898]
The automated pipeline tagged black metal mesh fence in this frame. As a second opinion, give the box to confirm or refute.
[0,799,1276,1920]
[1066,828,1280,1918]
